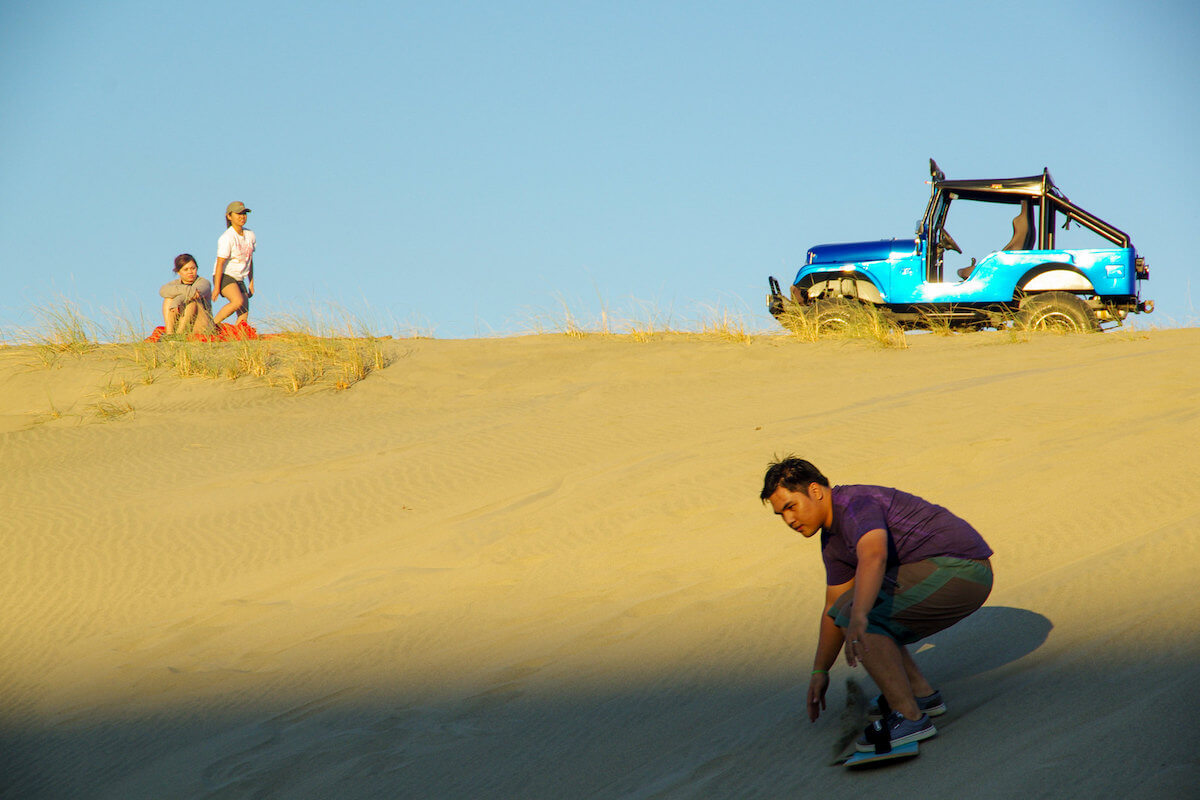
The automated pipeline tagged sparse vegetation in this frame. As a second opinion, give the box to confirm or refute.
[257,332,392,393]
[776,299,909,349]
[100,376,133,397]
[38,394,65,424]
[87,400,134,421]
[917,311,955,337]
[698,306,754,344]
[11,295,1152,429]
[235,340,274,378]
[31,301,101,366]
[521,294,915,346]
[524,295,767,343]
[13,304,401,420]
[1002,322,1033,344]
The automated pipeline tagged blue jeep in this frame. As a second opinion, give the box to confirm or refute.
[768,159,1153,331]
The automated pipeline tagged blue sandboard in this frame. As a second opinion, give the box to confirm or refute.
[843,741,919,768]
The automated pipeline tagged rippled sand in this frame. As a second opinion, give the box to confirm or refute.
[2,329,1197,798]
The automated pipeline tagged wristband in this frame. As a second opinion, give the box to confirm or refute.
[811,669,828,675]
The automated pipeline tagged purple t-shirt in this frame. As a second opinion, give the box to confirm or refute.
[821,485,993,585]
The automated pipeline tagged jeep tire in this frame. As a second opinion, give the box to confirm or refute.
[1017,292,1100,332]
[777,299,898,336]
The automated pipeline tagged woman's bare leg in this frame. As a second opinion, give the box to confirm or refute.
[180,301,199,333]
[189,301,214,335]
[164,297,181,333]
[236,288,249,325]
[213,282,246,325]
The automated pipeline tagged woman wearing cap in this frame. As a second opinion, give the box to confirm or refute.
[212,201,256,325]
[160,253,213,335]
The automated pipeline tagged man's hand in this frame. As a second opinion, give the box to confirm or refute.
[844,615,869,668]
[807,671,829,722]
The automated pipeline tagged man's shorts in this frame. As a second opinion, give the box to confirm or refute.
[828,557,993,645]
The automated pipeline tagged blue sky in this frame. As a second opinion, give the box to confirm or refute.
[2,0,1197,338]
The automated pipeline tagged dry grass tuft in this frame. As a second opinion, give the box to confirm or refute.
[87,400,134,421]
[264,331,393,393]
[29,302,101,365]
[918,312,956,337]
[100,377,133,398]
[34,394,67,425]
[546,295,600,339]
[21,303,400,403]
[623,299,679,342]
[172,345,222,379]
[235,340,276,378]
[524,296,767,343]
[776,300,909,349]
[698,307,754,344]
[274,358,323,393]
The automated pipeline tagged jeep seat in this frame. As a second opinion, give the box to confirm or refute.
[958,201,1036,280]
[1002,200,1037,252]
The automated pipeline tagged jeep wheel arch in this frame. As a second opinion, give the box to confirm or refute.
[795,272,885,304]
[1017,264,1095,295]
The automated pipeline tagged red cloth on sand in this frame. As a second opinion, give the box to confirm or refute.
[145,320,259,343]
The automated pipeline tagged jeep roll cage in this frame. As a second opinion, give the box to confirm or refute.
[921,158,1134,283]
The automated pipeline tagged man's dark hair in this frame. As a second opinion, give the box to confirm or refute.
[760,456,830,501]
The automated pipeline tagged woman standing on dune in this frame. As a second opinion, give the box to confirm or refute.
[212,201,256,326]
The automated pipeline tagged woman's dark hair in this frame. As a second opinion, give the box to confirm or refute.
[760,456,830,501]
[173,253,196,273]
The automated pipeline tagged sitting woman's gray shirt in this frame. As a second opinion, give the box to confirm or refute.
[160,277,213,309]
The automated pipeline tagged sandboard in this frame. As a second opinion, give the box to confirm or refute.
[843,741,919,768]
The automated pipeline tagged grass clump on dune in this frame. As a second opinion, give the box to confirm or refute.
[528,294,911,347]
[524,295,764,344]
[264,334,391,393]
[265,309,395,391]
[697,306,754,344]
[130,329,394,393]
[774,299,909,349]
[86,399,134,421]
[19,303,401,426]
[31,302,102,366]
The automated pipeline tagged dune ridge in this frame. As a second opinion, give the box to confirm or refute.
[1,329,1198,798]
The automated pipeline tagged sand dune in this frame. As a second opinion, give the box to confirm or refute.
[1,329,1198,798]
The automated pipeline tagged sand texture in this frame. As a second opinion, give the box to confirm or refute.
[2,329,1198,798]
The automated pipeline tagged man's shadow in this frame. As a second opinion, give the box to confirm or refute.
[829,606,1049,758]
[910,606,1052,680]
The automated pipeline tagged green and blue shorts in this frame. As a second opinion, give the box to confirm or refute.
[828,557,993,645]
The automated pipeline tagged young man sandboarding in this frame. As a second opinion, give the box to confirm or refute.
[761,457,993,753]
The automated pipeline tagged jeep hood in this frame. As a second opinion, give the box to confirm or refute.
[807,238,918,266]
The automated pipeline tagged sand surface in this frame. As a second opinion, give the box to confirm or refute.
[2,329,1198,798]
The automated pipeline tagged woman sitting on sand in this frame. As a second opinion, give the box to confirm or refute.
[159,253,213,335]
[212,201,256,326]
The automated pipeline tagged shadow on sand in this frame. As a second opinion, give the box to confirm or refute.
[3,606,1057,799]
[909,605,1053,682]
